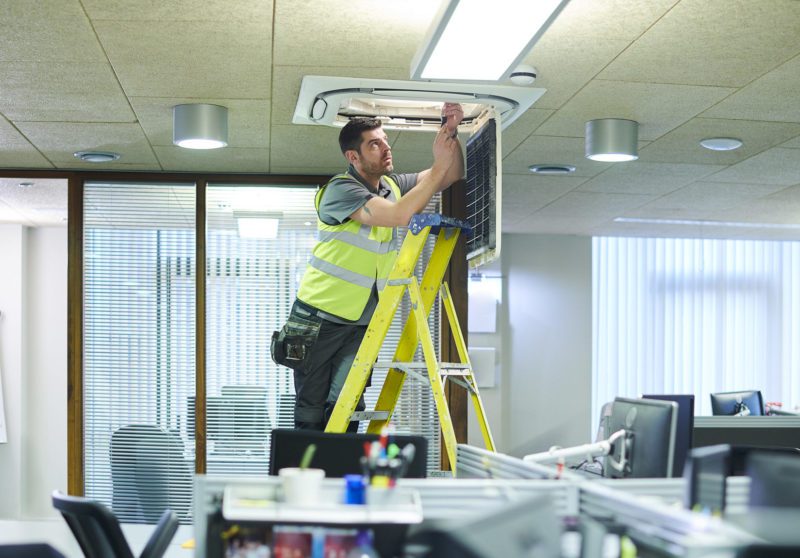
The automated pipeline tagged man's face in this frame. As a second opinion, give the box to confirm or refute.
[352,127,393,176]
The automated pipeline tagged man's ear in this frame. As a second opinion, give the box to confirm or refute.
[345,149,359,165]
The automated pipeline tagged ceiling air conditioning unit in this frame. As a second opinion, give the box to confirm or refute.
[292,75,545,134]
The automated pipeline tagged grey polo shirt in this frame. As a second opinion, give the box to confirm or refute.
[314,165,418,325]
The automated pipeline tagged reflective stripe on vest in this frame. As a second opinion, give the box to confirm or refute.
[297,174,402,321]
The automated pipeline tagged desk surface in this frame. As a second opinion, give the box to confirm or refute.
[0,519,194,557]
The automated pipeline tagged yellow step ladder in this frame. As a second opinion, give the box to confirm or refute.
[325,214,496,471]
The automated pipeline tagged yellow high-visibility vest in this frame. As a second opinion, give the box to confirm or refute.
[297,175,402,321]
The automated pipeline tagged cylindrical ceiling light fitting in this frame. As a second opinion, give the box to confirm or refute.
[585,118,638,162]
[173,103,228,149]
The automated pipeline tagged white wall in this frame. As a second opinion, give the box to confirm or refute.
[469,233,593,457]
[0,225,67,519]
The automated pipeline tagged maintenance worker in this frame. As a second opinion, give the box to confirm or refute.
[271,103,465,431]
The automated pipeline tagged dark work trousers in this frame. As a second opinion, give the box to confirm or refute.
[293,317,369,432]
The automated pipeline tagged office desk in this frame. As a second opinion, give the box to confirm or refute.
[0,519,194,558]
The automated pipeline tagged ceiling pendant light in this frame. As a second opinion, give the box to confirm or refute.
[585,118,639,162]
[173,104,228,149]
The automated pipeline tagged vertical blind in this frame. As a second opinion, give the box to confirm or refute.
[83,181,443,524]
[593,236,800,428]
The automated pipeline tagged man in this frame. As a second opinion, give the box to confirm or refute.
[273,103,464,431]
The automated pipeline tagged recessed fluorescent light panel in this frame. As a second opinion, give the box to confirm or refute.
[411,0,571,82]
[237,217,279,239]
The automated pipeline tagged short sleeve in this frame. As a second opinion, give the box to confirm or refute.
[318,176,374,225]
[389,173,419,196]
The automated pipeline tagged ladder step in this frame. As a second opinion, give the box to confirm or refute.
[374,361,472,375]
[350,411,391,422]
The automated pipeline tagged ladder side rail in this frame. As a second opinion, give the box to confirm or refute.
[366,227,462,433]
[440,282,496,451]
[406,276,459,470]
[325,227,431,433]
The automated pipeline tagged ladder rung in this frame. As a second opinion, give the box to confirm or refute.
[350,411,390,422]
[374,361,472,372]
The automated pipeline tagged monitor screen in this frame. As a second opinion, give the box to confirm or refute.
[407,493,562,558]
[746,450,800,508]
[710,390,764,416]
[268,428,428,478]
[604,397,678,479]
[683,444,730,514]
[641,394,695,476]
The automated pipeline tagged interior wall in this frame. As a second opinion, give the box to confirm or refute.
[0,225,67,519]
[469,233,592,457]
[24,227,68,517]
[0,225,25,517]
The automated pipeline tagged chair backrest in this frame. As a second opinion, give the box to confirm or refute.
[268,428,428,478]
[110,424,192,523]
[51,491,134,558]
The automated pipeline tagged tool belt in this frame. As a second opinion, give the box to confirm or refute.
[271,300,322,370]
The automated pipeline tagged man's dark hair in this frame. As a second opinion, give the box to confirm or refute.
[339,117,383,154]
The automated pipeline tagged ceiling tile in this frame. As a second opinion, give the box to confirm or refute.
[705,147,800,185]
[599,0,800,87]
[273,0,437,69]
[782,136,800,149]
[503,173,587,210]
[502,109,554,158]
[0,198,34,226]
[155,145,270,173]
[544,0,678,41]
[638,117,800,164]
[577,161,725,195]
[0,177,65,211]
[16,122,158,165]
[533,191,654,218]
[0,118,53,167]
[270,125,343,171]
[131,97,270,148]
[639,181,790,212]
[0,61,134,122]
[535,80,736,140]
[94,20,270,98]
[0,18,105,63]
[702,55,800,123]
[519,35,630,110]
[82,0,272,22]
[0,0,86,20]
[503,135,612,177]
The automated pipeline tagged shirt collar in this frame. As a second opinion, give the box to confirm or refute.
[347,164,390,196]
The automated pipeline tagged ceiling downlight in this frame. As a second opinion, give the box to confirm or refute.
[528,164,576,175]
[74,151,121,163]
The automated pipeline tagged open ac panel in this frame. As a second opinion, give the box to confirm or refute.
[292,75,545,134]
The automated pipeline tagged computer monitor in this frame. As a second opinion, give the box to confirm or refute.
[641,394,695,476]
[746,450,800,508]
[710,390,764,416]
[405,493,562,558]
[603,397,678,479]
[683,444,730,514]
[268,428,428,478]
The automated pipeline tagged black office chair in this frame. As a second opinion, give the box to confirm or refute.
[51,491,178,558]
[110,425,192,523]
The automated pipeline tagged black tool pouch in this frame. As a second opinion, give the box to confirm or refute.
[270,306,322,370]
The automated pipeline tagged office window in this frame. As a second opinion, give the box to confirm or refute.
[204,185,442,477]
[593,237,800,426]
[83,181,196,523]
[82,181,443,523]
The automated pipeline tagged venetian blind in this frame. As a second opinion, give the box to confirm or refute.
[205,185,442,477]
[83,181,196,524]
